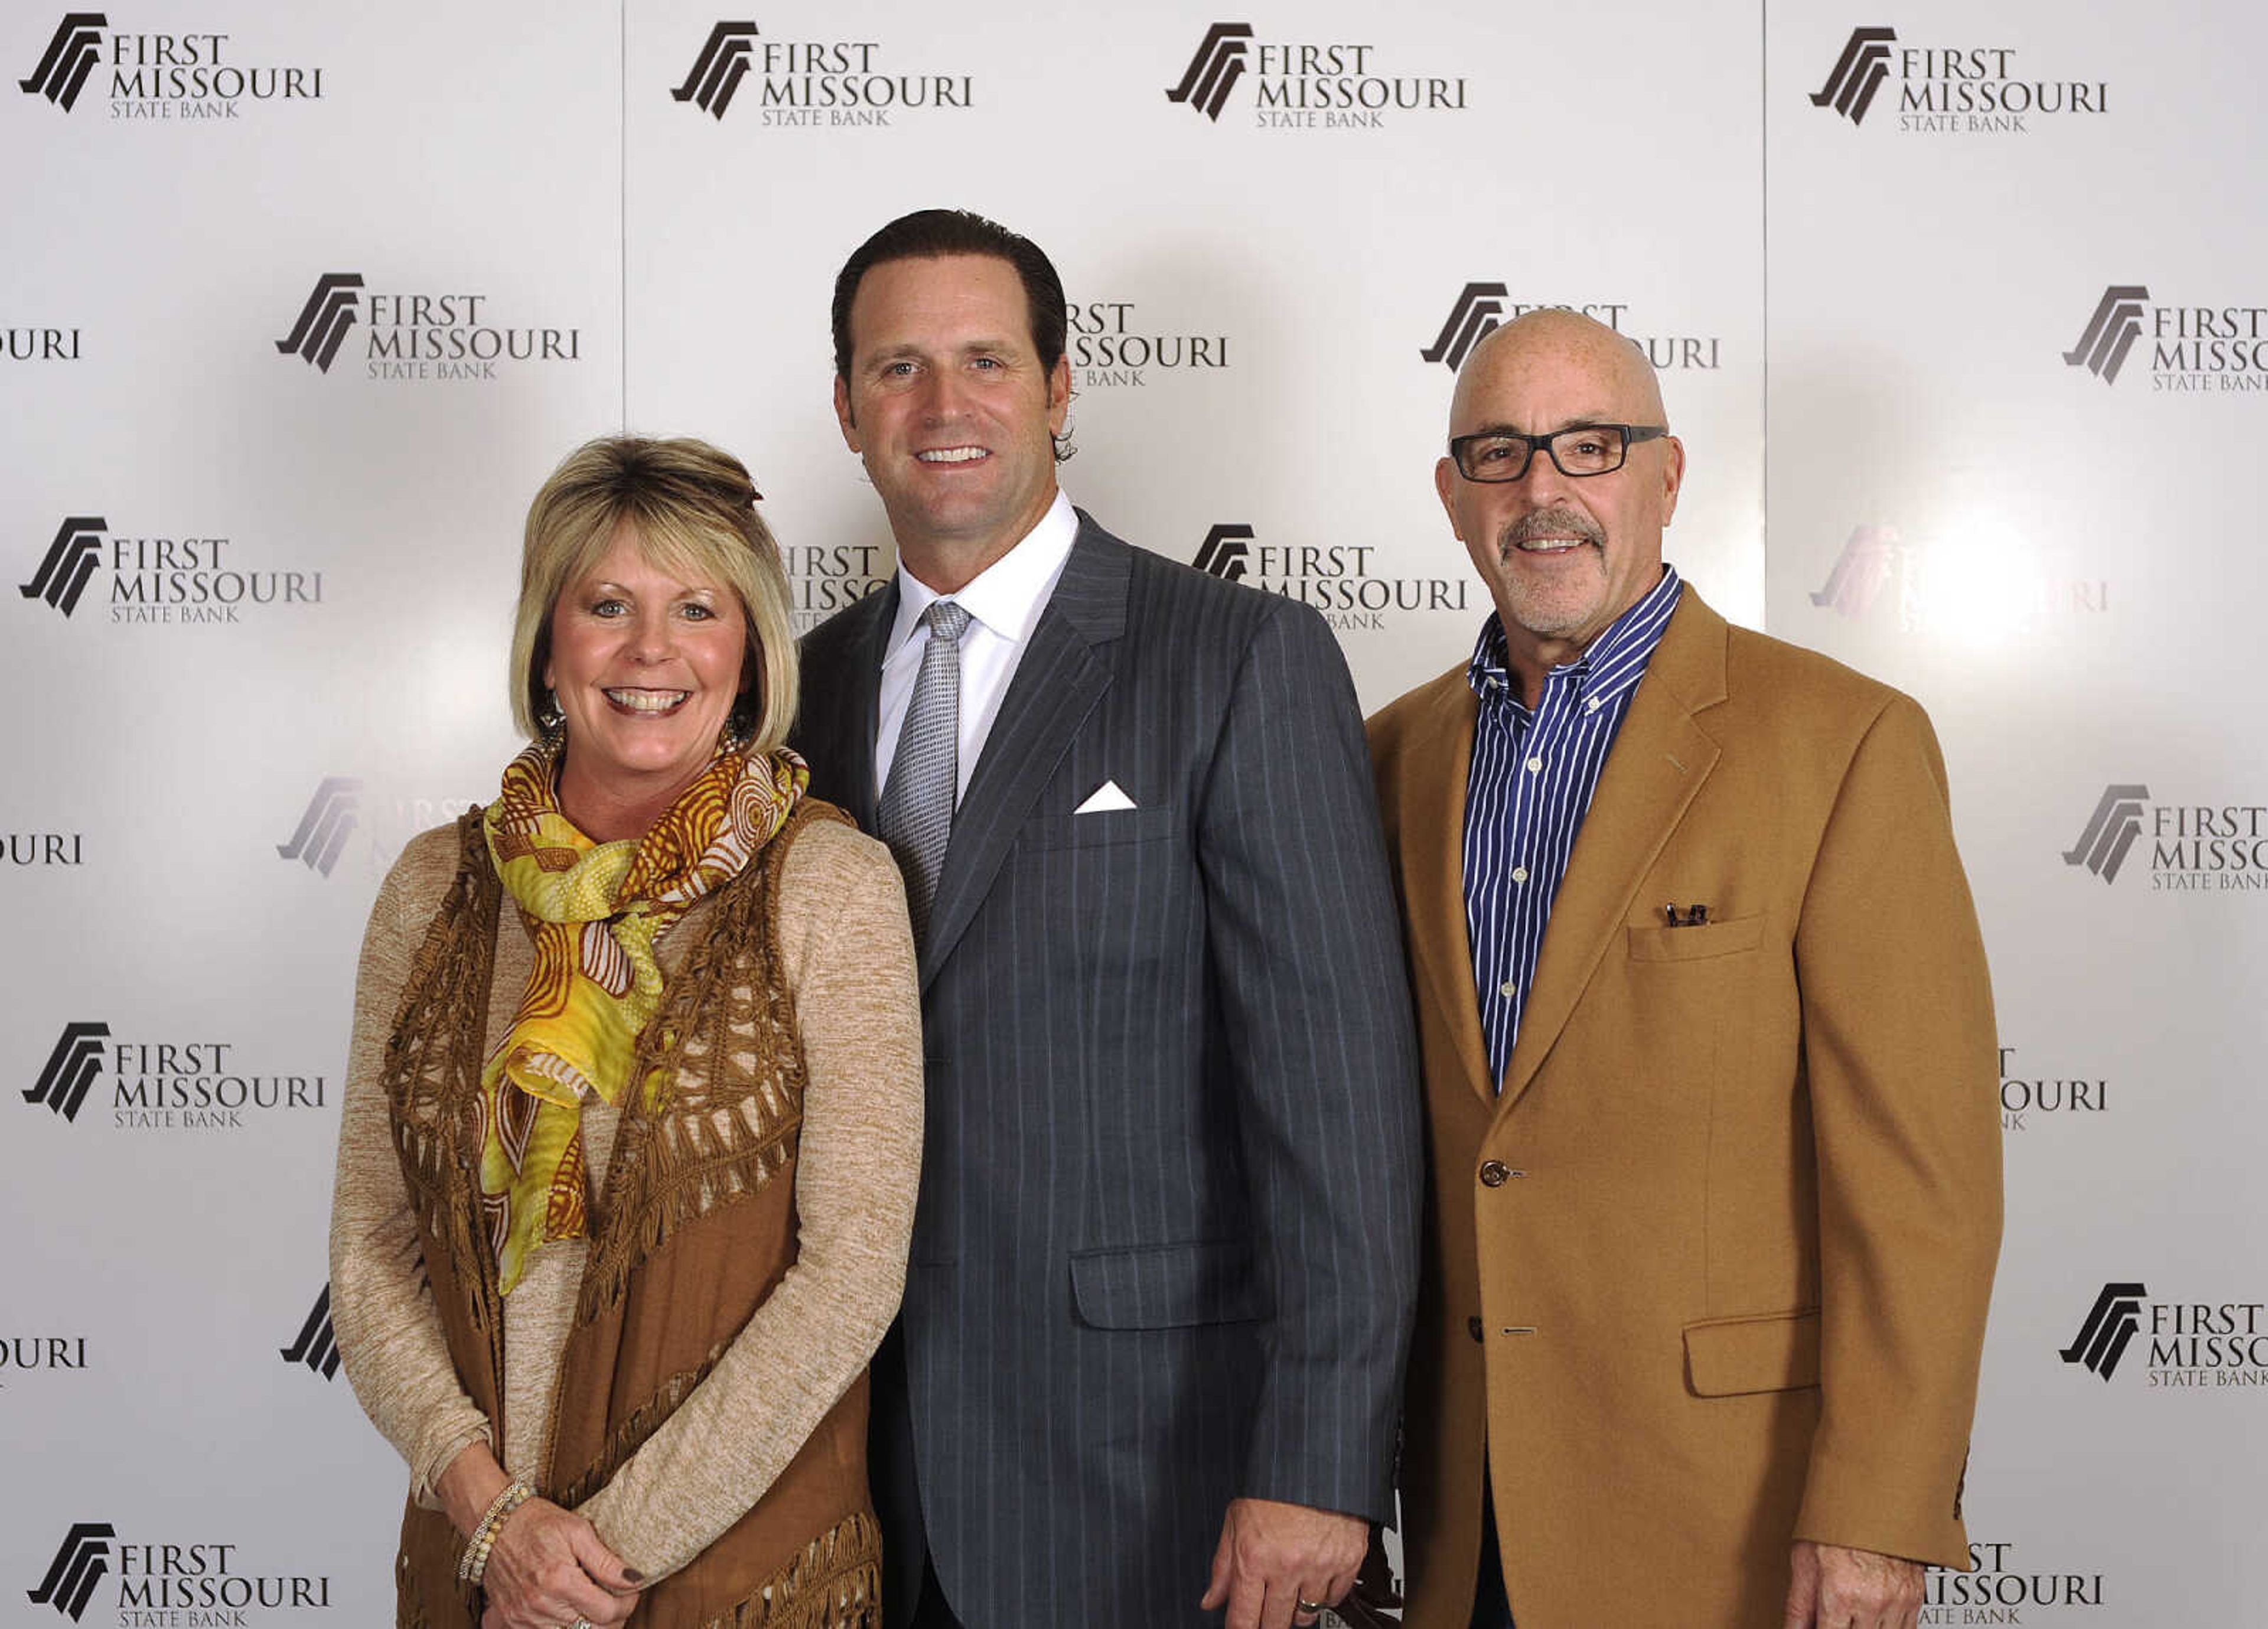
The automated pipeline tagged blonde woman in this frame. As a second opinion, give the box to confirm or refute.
[330,436,920,1628]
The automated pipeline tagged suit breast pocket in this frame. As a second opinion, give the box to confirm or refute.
[1625,914,1765,963]
[1015,806,1179,851]
[992,804,1194,992]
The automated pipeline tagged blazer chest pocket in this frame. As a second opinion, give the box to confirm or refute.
[1070,1239,1271,1330]
[1016,806,1179,852]
[1683,1308,1821,1397]
[1626,914,1765,963]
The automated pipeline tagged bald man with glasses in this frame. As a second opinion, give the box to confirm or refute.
[1364,309,2003,1629]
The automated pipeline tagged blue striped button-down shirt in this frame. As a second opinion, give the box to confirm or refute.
[1464,565,1684,1089]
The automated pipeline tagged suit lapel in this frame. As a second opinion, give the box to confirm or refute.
[1498,592,1730,1108]
[1397,675,1498,1113]
[806,582,894,830]
[918,516,1127,987]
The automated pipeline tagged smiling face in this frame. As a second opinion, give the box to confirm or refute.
[545,522,748,827]
[833,253,1070,591]
[1436,311,1684,698]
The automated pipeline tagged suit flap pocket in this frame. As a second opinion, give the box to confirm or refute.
[1683,1308,1821,1397]
[1070,1239,1269,1330]
[1627,914,1765,963]
[1017,806,1179,852]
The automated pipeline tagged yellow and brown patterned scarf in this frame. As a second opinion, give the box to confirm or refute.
[478,738,806,1294]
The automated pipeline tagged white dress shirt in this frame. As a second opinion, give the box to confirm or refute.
[872,489,1080,804]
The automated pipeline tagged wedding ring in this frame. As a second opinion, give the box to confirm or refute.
[1296,1598,1325,1615]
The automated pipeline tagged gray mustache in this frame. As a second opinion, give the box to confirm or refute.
[1504,508,1605,549]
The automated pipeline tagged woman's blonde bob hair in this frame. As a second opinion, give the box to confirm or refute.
[508,436,798,754]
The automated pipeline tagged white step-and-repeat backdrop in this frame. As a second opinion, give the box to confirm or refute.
[4,2,2257,1623]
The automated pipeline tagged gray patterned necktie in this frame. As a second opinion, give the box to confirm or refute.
[877,599,972,942]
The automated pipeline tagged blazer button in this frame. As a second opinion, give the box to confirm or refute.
[1467,1316,1484,1343]
[1479,1160,1510,1187]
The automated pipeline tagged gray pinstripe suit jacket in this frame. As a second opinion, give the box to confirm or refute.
[792,513,1421,1628]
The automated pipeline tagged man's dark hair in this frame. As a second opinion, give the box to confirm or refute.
[830,208,1070,382]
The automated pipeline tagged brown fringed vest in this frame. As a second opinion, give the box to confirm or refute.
[379,802,879,1629]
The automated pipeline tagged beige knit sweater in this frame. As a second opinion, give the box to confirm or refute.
[328,813,922,1581]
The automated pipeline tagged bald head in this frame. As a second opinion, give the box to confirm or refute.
[1448,308,1669,436]
[1433,306,1686,705]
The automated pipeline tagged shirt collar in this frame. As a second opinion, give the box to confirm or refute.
[887,490,1079,663]
[1467,563,1684,712]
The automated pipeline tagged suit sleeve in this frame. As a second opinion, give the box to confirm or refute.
[1196,599,1424,1526]
[1791,693,2002,1568]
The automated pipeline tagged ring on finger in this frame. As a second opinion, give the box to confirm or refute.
[1296,1598,1326,1615]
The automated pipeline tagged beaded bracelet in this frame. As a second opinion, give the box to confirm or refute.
[457,1478,535,1585]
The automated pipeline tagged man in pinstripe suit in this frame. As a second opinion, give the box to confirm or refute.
[790,209,1422,1629]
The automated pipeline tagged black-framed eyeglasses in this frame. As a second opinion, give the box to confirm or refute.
[1448,423,1669,483]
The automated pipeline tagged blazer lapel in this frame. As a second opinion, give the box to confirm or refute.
[1398,675,1498,1113]
[1497,591,1730,1108]
[803,581,895,831]
[918,515,1127,987]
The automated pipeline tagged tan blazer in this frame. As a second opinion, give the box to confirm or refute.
[1367,589,2002,1629]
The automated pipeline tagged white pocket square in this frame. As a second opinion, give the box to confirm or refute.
[1074,780,1137,814]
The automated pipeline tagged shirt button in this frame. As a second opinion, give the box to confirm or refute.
[1525,755,1544,773]
[1480,1160,1510,1187]
[1585,698,1602,714]
[1511,866,1530,884]
[1498,979,1516,998]
[1467,1315,1485,1343]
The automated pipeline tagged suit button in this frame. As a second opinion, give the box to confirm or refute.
[1467,1316,1484,1343]
[1479,1160,1510,1187]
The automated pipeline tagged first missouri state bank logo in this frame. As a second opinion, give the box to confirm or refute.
[1192,524,1252,581]
[23,1022,109,1122]
[17,12,322,118]
[18,515,323,626]
[1807,523,2108,634]
[18,516,104,616]
[271,776,475,882]
[1420,289,1723,375]
[2063,783,2268,893]
[275,777,363,877]
[1163,21,1465,128]
[1810,25,1895,123]
[670,18,972,126]
[674,20,756,115]
[1166,23,1251,120]
[25,1523,333,1619]
[2058,1282,2268,1389]
[2061,1282,2147,1379]
[2064,286,2149,385]
[279,1283,342,1380]
[274,273,363,373]
[21,1021,327,1131]
[2063,282,2268,393]
[275,273,581,382]
[18,13,104,111]
[1808,526,1898,620]
[1190,521,1468,633]
[1807,25,2106,133]
[1420,284,1507,372]
[27,1523,113,1621]
[2063,785,2148,884]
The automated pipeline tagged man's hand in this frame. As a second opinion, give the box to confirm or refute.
[1784,1539,1925,1629]
[1200,1497,1367,1629]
